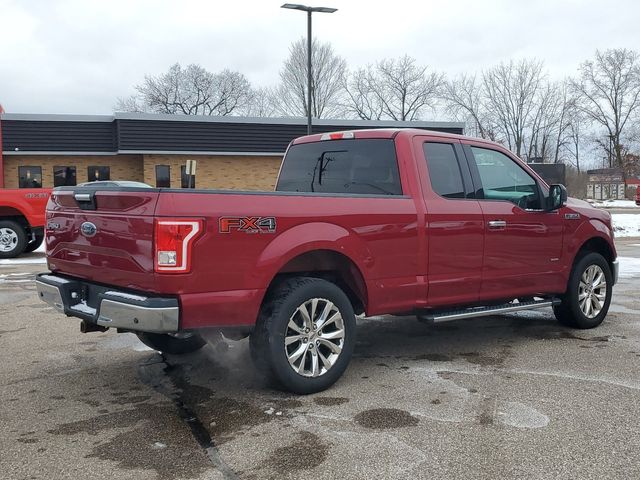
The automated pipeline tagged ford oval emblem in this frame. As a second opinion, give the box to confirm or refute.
[80,222,97,238]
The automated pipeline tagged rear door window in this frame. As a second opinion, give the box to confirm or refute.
[276,139,402,195]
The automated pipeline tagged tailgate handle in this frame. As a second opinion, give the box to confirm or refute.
[74,191,97,210]
[74,193,92,202]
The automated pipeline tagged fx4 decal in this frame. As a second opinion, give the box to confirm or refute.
[219,216,277,234]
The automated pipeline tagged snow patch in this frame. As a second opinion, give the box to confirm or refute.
[612,214,640,238]
[588,199,638,209]
[619,256,640,278]
[69,301,96,315]
[0,256,47,265]
[496,401,549,429]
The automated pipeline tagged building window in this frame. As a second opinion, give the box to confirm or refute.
[53,166,77,187]
[180,166,195,188]
[18,166,42,188]
[155,165,171,188]
[87,166,110,182]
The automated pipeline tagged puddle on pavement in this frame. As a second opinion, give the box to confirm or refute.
[354,408,419,429]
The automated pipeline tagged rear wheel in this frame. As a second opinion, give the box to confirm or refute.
[553,252,612,329]
[250,277,356,394]
[136,331,206,354]
[0,221,27,259]
[24,232,44,253]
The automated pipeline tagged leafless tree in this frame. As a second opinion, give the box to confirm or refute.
[347,55,443,121]
[482,59,545,157]
[273,38,347,118]
[570,48,640,169]
[344,67,384,120]
[115,63,252,116]
[443,73,494,139]
[243,87,278,117]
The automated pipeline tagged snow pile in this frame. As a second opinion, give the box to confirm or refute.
[588,199,638,209]
[612,214,640,238]
[618,257,640,279]
[0,256,47,265]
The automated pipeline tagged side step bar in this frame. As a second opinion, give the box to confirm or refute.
[420,298,561,323]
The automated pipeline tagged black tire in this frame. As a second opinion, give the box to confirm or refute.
[553,252,613,329]
[24,232,44,253]
[136,332,206,354]
[0,220,27,259]
[250,277,356,394]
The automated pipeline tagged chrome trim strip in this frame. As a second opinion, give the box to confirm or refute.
[427,300,558,323]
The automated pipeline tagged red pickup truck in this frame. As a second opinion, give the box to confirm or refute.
[0,188,50,258]
[36,129,618,393]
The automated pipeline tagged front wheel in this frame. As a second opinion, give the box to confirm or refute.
[250,277,356,394]
[136,332,206,354]
[554,252,613,329]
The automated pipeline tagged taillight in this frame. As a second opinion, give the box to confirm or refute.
[154,218,203,273]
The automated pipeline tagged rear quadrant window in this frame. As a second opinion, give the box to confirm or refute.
[423,142,465,199]
[276,139,402,195]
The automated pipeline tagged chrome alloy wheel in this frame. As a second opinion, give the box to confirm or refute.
[578,264,607,319]
[0,227,18,253]
[285,298,346,378]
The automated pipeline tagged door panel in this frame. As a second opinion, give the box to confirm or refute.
[415,138,484,307]
[463,143,564,299]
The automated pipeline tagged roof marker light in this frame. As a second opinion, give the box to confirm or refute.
[320,131,355,141]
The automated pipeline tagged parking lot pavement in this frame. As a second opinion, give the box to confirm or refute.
[1,240,640,480]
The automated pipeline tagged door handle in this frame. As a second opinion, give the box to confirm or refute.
[487,220,507,229]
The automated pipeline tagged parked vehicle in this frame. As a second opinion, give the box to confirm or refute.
[36,129,618,393]
[0,188,50,258]
[636,186,640,206]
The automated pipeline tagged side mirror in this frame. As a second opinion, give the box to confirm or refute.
[547,184,567,211]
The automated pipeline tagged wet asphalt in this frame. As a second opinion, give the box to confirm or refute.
[1,238,640,480]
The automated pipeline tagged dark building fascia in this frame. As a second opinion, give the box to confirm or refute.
[1,113,465,155]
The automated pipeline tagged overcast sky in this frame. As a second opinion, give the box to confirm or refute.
[1,0,638,116]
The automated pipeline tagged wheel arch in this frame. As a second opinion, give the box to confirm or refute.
[253,222,373,316]
[266,249,369,315]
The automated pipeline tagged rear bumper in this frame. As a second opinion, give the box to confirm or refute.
[35,273,179,333]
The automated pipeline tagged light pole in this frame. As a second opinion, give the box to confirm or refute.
[281,3,337,135]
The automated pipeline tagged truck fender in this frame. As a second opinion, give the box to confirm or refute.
[566,218,615,264]
[252,221,373,297]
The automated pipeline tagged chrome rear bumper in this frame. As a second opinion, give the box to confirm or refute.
[36,274,179,333]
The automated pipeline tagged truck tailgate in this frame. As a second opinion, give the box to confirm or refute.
[46,189,160,292]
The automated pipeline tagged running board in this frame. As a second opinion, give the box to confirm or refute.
[420,298,561,323]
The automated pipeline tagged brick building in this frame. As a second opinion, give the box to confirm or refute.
[0,113,464,191]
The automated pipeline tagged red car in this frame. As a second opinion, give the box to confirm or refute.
[636,186,640,206]
[37,129,618,393]
[0,188,50,258]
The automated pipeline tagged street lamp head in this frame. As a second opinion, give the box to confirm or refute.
[281,3,337,13]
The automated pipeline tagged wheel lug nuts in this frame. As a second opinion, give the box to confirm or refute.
[316,341,320,346]
[305,328,310,333]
